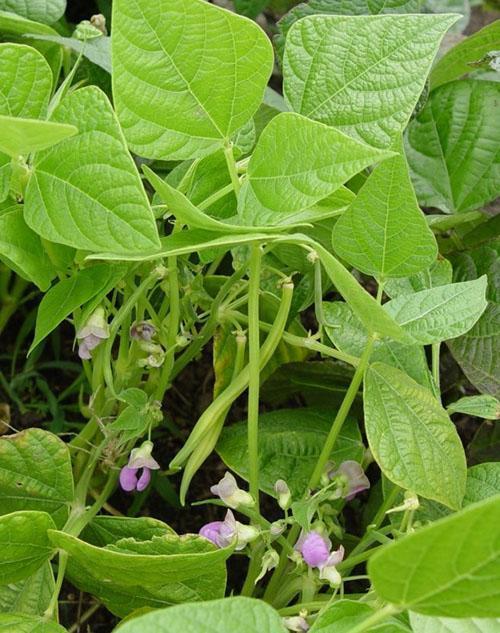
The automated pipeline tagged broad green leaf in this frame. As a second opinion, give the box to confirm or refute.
[246,112,392,214]
[0,0,66,25]
[364,362,466,509]
[384,277,488,344]
[25,86,160,253]
[369,495,500,617]
[112,0,273,160]
[115,597,287,633]
[0,562,53,615]
[275,0,423,57]
[448,246,500,397]
[0,206,55,290]
[0,614,66,633]
[217,408,364,498]
[283,14,458,148]
[30,263,125,352]
[0,43,52,118]
[0,115,77,157]
[333,152,437,278]
[384,259,453,299]
[430,21,500,90]
[0,9,57,35]
[48,530,229,617]
[464,463,500,506]
[309,599,410,633]
[81,516,175,547]
[448,395,500,421]
[323,302,432,389]
[410,612,500,633]
[0,428,73,527]
[0,511,55,584]
[405,80,500,213]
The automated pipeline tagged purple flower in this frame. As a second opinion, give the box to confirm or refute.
[335,461,370,500]
[119,440,160,493]
[77,307,109,360]
[199,510,258,550]
[210,472,254,509]
[130,320,157,342]
[296,531,331,567]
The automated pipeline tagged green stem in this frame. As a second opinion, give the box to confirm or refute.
[240,542,265,597]
[0,277,28,336]
[43,551,68,621]
[198,183,234,211]
[223,142,241,195]
[308,336,376,490]
[247,244,262,509]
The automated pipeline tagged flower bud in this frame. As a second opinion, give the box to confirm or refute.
[76,307,109,360]
[274,479,291,510]
[283,615,310,632]
[210,472,255,509]
[255,548,280,584]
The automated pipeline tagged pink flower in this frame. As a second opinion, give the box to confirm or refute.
[296,531,331,567]
[77,307,109,360]
[335,461,370,500]
[119,441,160,493]
[199,510,258,550]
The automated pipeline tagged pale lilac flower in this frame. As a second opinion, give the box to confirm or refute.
[77,307,109,360]
[119,440,160,492]
[198,510,258,550]
[130,320,157,341]
[295,531,331,567]
[283,616,310,632]
[274,479,291,510]
[335,461,370,500]
[210,472,254,509]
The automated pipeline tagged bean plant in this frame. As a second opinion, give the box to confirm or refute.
[0,0,499,632]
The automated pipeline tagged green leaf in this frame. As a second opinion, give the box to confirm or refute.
[410,612,500,633]
[0,43,52,118]
[81,515,175,547]
[283,14,458,148]
[28,34,111,73]
[384,259,453,299]
[364,362,466,509]
[0,511,55,584]
[384,277,489,344]
[0,115,77,157]
[0,614,66,632]
[309,599,410,633]
[405,80,500,213]
[48,530,230,617]
[430,21,500,90]
[0,562,53,616]
[369,495,500,617]
[115,597,287,633]
[30,263,125,352]
[464,463,500,506]
[333,152,437,278]
[0,9,57,35]
[0,0,66,25]
[217,408,364,498]
[0,428,74,527]
[246,112,393,214]
[0,206,55,290]
[112,0,273,160]
[323,302,433,389]
[24,86,160,254]
[448,395,500,421]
